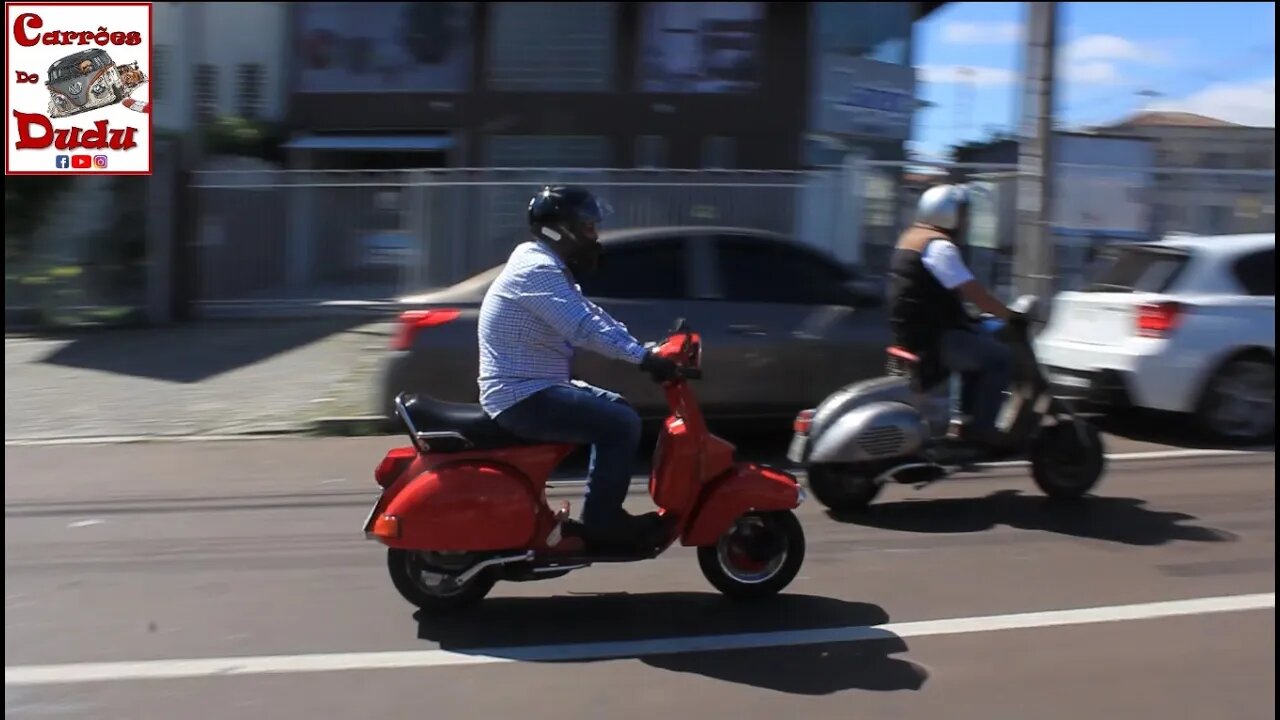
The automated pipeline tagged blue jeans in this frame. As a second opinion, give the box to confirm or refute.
[492,382,641,529]
[940,323,1013,433]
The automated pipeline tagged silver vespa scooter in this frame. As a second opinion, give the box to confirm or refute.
[787,296,1106,512]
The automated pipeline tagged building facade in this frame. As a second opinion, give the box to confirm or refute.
[1098,111,1276,237]
[151,2,291,134]
[952,131,1160,290]
[283,2,942,170]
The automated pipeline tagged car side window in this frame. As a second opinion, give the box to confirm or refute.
[577,238,689,300]
[1233,249,1275,297]
[714,235,850,305]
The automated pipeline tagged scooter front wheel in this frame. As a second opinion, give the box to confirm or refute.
[1030,420,1106,500]
[386,548,497,613]
[697,510,805,600]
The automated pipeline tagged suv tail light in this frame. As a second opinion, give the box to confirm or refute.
[1136,302,1183,338]
[391,309,460,351]
[794,409,816,434]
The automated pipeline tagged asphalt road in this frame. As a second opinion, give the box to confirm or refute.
[4,439,1275,720]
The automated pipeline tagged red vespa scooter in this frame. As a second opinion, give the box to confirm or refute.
[363,320,808,613]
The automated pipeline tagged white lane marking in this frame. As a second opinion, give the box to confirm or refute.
[545,447,1274,488]
[979,447,1272,467]
[6,592,1273,687]
[65,519,104,529]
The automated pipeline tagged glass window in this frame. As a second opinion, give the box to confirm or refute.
[195,64,218,124]
[486,135,611,168]
[700,137,735,169]
[636,136,667,168]
[1081,246,1190,294]
[578,238,689,300]
[1233,249,1275,297]
[236,63,265,120]
[714,235,851,305]
[153,45,169,101]
[296,2,474,93]
[813,2,911,65]
[637,2,764,93]
[488,2,616,91]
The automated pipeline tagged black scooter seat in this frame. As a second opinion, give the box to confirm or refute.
[398,393,542,451]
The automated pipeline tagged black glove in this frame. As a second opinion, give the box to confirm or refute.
[640,351,681,383]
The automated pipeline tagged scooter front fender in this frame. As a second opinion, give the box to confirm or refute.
[807,400,928,465]
[681,464,803,547]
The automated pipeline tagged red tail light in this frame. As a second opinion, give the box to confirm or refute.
[391,309,460,351]
[375,446,418,488]
[1136,302,1183,338]
[794,409,816,434]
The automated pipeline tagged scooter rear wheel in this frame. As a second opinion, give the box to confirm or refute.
[387,548,497,613]
[697,510,805,600]
[807,465,883,512]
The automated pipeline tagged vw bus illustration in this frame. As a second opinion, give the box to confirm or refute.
[45,48,148,118]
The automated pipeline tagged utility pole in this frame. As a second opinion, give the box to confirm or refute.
[956,67,975,139]
[1013,1,1059,301]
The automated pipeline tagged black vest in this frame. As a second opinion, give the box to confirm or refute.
[887,236,973,384]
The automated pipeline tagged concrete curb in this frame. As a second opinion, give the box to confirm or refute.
[308,415,395,437]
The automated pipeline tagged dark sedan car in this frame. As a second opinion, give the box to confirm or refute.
[378,226,894,422]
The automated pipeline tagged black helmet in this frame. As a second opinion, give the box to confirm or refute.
[527,185,611,273]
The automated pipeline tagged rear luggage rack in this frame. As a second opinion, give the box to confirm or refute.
[394,393,474,453]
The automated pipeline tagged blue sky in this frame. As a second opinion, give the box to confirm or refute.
[911,1,1276,159]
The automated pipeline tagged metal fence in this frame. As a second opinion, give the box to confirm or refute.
[188,163,1276,310]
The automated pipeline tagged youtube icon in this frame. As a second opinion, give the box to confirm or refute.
[71,155,92,169]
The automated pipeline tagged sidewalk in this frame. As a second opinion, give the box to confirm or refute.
[6,320,1269,458]
[4,318,392,441]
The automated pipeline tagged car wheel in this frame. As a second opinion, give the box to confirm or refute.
[1197,356,1275,443]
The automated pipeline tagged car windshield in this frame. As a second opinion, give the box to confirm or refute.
[1080,245,1190,294]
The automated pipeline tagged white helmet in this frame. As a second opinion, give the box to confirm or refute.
[915,184,971,232]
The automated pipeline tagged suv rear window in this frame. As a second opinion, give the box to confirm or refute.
[1080,245,1190,293]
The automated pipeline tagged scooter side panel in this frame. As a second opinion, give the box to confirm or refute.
[380,462,541,552]
[806,401,929,464]
[680,464,802,547]
[810,376,917,438]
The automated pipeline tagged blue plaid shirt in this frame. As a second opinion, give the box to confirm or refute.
[478,240,648,417]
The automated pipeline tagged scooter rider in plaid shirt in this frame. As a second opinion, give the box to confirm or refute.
[477,186,680,552]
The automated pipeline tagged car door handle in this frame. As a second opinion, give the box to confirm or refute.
[728,324,767,337]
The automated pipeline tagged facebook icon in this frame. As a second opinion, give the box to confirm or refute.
[55,155,70,169]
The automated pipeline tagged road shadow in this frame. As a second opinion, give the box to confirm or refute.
[829,490,1237,546]
[415,592,927,696]
[32,317,367,383]
[1096,409,1274,451]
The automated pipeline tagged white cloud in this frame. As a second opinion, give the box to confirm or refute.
[919,65,1018,87]
[1054,34,1172,86]
[1063,61,1123,85]
[1149,77,1276,127]
[1063,34,1168,65]
[941,21,1022,45]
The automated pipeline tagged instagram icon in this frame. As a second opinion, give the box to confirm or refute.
[93,155,109,169]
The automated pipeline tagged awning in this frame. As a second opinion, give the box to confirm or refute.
[283,134,456,152]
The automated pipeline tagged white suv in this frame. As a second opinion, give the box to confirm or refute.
[1035,233,1274,442]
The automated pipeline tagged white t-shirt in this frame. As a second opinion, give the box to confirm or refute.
[921,239,975,290]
